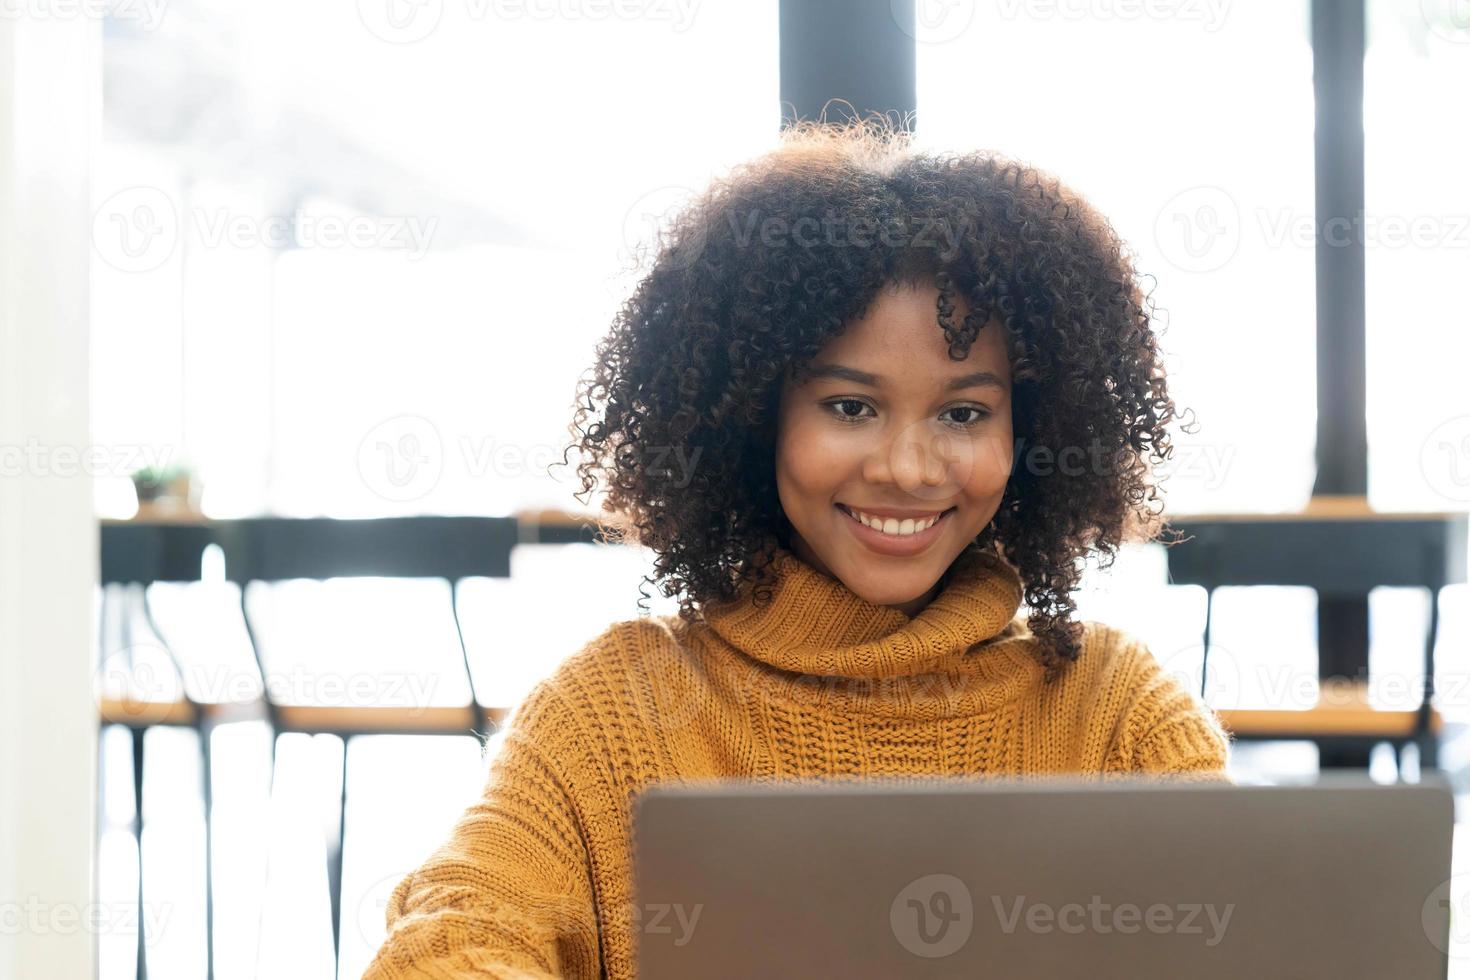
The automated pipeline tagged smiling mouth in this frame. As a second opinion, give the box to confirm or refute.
[836,503,957,537]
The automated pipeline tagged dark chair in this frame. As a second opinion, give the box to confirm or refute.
[1165,496,1466,770]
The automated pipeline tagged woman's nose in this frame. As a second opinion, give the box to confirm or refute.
[865,420,957,496]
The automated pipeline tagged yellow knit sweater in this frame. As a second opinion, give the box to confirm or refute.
[361,544,1233,980]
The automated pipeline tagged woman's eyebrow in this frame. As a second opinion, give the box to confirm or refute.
[806,363,1007,392]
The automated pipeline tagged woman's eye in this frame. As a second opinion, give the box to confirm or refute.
[827,399,872,422]
[825,400,990,427]
[944,406,991,427]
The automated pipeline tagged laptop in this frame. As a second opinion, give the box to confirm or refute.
[632,774,1454,979]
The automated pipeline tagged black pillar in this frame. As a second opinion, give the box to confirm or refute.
[1311,0,1371,768]
[779,0,917,129]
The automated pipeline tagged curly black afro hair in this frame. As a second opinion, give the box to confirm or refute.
[559,116,1187,674]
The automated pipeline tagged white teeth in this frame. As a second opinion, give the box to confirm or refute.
[847,508,943,536]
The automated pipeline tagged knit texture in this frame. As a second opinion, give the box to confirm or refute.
[362,544,1233,979]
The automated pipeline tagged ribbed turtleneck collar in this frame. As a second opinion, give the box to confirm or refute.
[700,544,1029,681]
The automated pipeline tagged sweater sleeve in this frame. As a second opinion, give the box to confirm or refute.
[361,683,602,980]
[1103,637,1235,783]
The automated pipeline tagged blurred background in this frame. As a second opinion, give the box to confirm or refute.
[2,0,1469,978]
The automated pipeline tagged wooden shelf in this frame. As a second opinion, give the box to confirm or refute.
[276,703,510,735]
[1214,683,1442,739]
[1167,495,1466,524]
[99,698,512,735]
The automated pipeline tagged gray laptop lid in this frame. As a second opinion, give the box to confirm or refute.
[633,775,1453,979]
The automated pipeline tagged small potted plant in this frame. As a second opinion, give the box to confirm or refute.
[130,463,203,517]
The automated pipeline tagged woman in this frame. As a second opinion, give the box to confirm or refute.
[363,117,1231,980]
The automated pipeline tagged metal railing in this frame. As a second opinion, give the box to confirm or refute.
[98,511,607,980]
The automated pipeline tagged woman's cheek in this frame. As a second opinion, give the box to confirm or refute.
[777,413,829,490]
[967,428,1015,496]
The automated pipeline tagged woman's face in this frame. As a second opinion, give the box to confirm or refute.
[775,281,1015,617]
